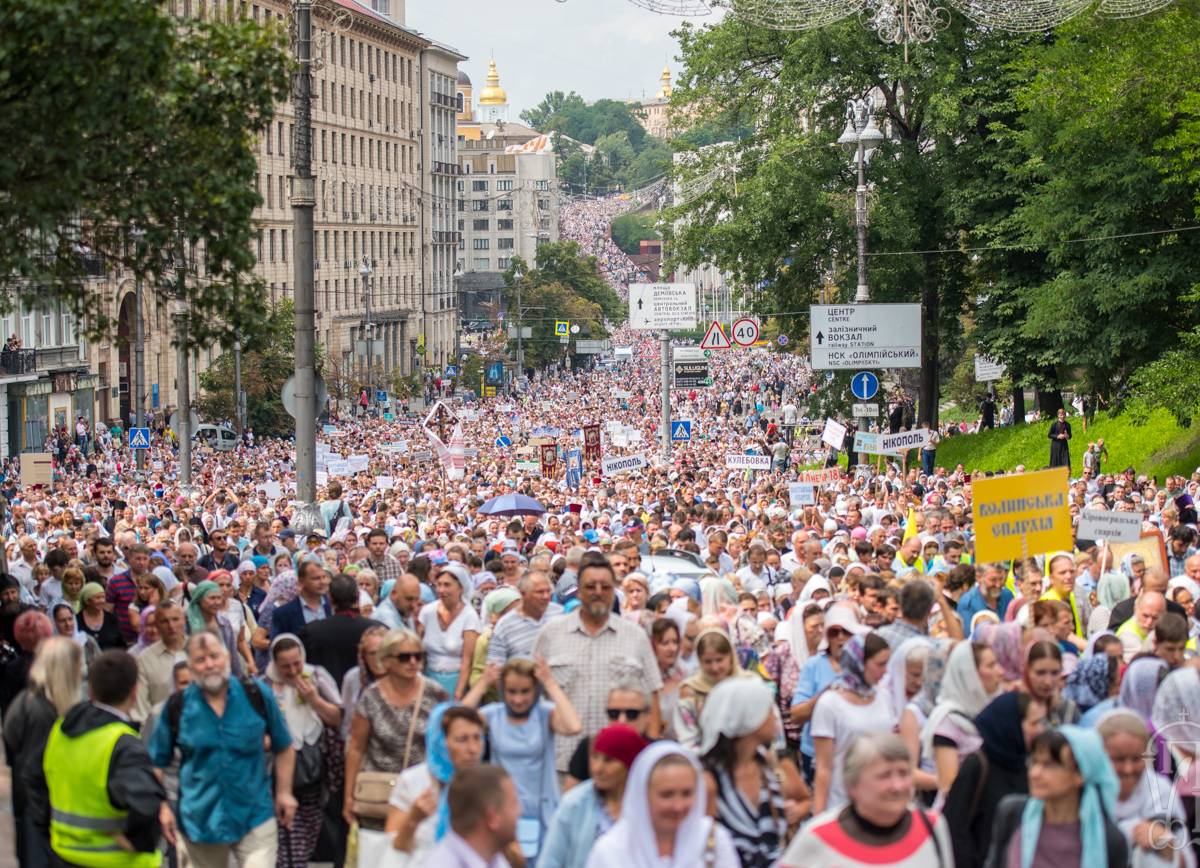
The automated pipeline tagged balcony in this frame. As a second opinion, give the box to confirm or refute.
[0,348,35,376]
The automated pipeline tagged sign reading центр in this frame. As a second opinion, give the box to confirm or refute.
[972,467,1071,563]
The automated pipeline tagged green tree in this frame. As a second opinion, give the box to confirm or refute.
[520,90,587,131]
[611,213,661,255]
[596,131,636,174]
[0,0,291,348]
[198,300,295,436]
[526,242,625,323]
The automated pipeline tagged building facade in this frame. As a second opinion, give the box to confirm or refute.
[0,0,467,453]
[455,61,559,281]
[636,66,673,140]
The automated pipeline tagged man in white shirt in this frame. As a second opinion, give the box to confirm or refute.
[428,765,519,868]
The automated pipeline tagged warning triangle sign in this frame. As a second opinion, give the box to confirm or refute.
[699,320,732,350]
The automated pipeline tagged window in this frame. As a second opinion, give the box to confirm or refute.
[281,229,288,262]
[472,238,489,250]
[497,238,514,250]
[535,179,550,191]
[61,308,75,346]
[471,180,488,192]
[42,309,55,346]
[538,198,550,210]
[20,305,34,348]
[498,257,511,269]
[497,179,514,191]
[497,199,512,211]
[497,219,514,230]
[472,219,489,231]
[269,229,276,262]
[473,257,489,270]
[472,199,489,212]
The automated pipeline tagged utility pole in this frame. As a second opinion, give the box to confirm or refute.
[173,256,192,489]
[290,0,321,533]
[233,335,243,434]
[515,272,523,379]
[660,332,671,458]
[133,269,145,473]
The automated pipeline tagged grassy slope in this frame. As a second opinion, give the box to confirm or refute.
[935,409,1200,481]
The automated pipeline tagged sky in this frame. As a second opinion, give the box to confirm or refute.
[405,0,721,118]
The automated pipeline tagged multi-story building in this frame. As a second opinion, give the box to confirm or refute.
[0,0,466,453]
[636,66,673,140]
[454,60,559,280]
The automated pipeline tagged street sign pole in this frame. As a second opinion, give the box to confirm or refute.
[661,332,671,458]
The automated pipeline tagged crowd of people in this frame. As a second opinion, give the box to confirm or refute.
[558,197,651,293]
[1,197,1199,868]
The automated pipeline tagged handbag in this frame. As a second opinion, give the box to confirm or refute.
[352,678,425,820]
[293,740,325,794]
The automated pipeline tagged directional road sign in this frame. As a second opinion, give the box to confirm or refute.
[628,283,698,331]
[850,371,880,401]
[671,420,693,442]
[731,317,761,347]
[810,304,922,369]
[128,427,151,449]
[700,321,732,350]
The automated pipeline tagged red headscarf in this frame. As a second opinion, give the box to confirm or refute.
[592,724,649,770]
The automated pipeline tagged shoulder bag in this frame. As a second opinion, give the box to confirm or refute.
[352,677,425,820]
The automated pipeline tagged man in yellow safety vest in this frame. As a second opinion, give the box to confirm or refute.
[41,650,175,867]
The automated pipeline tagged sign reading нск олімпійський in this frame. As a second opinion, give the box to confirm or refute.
[971,467,1071,563]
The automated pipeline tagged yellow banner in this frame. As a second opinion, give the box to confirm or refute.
[971,467,1071,563]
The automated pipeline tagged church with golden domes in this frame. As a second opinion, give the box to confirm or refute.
[635,65,674,139]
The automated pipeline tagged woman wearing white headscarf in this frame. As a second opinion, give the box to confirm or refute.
[699,677,808,868]
[585,740,740,868]
[920,639,1004,799]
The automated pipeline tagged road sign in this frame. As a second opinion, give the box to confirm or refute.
[555,320,569,336]
[731,317,760,347]
[810,304,922,369]
[281,374,329,419]
[852,403,879,417]
[974,355,1007,382]
[671,420,692,442]
[168,409,200,433]
[575,339,611,354]
[444,365,459,377]
[128,427,151,449]
[628,283,698,330]
[672,360,710,389]
[850,371,880,401]
[673,346,705,362]
[778,335,789,346]
[700,321,732,350]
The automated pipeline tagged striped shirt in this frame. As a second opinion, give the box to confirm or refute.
[486,604,562,665]
[711,752,786,868]
[105,571,139,644]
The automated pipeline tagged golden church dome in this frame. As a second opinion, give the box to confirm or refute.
[478,59,508,106]
[655,65,672,100]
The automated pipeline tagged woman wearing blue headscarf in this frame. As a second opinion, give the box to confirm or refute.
[383,702,485,863]
[985,726,1127,868]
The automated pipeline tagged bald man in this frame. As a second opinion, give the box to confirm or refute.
[374,573,422,632]
[1108,566,1188,630]
[1116,590,1166,662]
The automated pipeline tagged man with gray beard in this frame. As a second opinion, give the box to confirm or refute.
[149,631,297,868]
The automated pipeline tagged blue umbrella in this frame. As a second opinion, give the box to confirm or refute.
[477,493,546,516]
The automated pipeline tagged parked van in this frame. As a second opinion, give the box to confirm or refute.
[195,424,239,452]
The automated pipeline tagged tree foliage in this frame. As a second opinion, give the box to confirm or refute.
[198,301,295,436]
[0,0,291,348]
[665,3,1200,421]
[611,213,661,255]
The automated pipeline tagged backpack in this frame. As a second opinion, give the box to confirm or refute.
[166,678,268,758]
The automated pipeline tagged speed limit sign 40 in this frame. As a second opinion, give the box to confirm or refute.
[732,317,760,347]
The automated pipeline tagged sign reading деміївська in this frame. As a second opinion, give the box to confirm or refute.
[971,467,1071,563]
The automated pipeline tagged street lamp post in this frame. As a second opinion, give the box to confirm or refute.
[837,99,884,303]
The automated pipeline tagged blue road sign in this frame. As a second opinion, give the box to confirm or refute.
[671,420,693,442]
[128,427,151,449]
[495,435,513,448]
[444,365,458,377]
[851,371,880,401]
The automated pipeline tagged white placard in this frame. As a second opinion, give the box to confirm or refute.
[854,431,881,454]
[1077,509,1142,543]
[258,481,282,499]
[316,470,329,485]
[673,346,705,362]
[974,355,1007,382]
[788,482,816,505]
[628,283,698,330]
[347,455,370,473]
[810,304,922,369]
[515,459,541,475]
[375,475,395,491]
[878,428,933,453]
[602,453,649,477]
[821,418,847,450]
[725,454,772,470]
[325,460,351,476]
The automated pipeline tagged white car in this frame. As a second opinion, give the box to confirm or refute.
[639,549,716,585]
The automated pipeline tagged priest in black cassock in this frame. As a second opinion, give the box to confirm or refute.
[1048,407,1072,471]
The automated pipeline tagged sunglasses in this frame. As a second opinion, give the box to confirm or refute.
[606,707,643,722]
[387,651,425,663]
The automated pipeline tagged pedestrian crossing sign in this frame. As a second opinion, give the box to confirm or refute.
[128,427,151,449]
[555,321,569,336]
[671,420,692,442]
